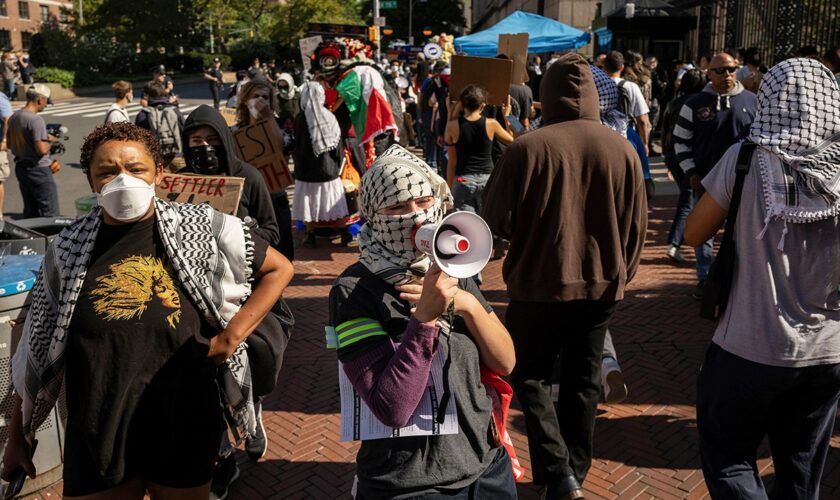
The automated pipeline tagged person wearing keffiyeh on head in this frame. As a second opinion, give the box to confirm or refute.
[291,80,353,247]
[685,58,840,499]
[327,144,517,499]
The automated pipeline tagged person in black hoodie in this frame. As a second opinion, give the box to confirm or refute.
[182,105,292,498]
[181,104,280,250]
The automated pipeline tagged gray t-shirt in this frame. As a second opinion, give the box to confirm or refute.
[703,144,840,367]
[8,109,51,169]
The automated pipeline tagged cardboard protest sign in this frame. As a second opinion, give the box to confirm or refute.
[157,173,244,215]
[299,35,323,72]
[220,107,238,127]
[449,55,513,107]
[498,33,529,85]
[234,119,294,193]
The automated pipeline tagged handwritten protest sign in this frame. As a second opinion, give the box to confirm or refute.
[449,55,513,107]
[498,33,529,85]
[299,35,323,72]
[220,107,238,127]
[234,119,294,193]
[156,173,244,215]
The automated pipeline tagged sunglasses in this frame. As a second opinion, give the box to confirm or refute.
[711,66,738,75]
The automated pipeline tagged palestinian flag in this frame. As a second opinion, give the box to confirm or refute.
[336,65,399,145]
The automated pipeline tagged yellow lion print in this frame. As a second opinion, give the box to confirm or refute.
[90,255,182,329]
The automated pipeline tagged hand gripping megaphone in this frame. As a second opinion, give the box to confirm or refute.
[412,211,494,278]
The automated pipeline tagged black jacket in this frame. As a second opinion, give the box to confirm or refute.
[292,112,343,183]
[181,105,280,248]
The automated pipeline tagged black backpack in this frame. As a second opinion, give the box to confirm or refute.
[617,79,637,130]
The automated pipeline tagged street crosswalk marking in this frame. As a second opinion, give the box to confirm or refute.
[11,100,207,118]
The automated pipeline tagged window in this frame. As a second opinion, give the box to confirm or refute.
[59,8,66,22]
[0,1,7,17]
[18,1,28,20]
[21,31,31,50]
[0,30,10,50]
[39,4,47,21]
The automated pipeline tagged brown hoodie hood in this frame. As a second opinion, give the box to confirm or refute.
[540,53,600,125]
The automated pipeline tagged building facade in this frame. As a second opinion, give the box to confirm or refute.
[0,0,72,52]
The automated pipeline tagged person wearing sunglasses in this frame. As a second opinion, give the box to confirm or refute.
[672,52,758,300]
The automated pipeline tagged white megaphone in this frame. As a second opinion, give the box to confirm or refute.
[412,211,493,279]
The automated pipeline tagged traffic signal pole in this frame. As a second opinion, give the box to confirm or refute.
[373,0,381,61]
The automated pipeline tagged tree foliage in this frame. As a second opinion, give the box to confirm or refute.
[270,0,364,48]
[371,0,465,44]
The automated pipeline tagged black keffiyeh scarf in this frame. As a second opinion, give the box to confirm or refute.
[358,144,452,285]
[748,58,840,247]
[12,198,258,444]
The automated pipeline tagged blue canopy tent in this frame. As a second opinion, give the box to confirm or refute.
[454,11,591,57]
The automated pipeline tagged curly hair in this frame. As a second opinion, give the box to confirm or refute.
[80,122,164,174]
[236,80,279,127]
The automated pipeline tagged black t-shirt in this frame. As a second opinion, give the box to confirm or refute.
[329,262,498,498]
[63,215,267,491]
[206,67,223,87]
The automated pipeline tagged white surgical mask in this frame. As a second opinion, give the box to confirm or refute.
[97,173,155,222]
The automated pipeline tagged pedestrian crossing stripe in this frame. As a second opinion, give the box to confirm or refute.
[11,101,204,118]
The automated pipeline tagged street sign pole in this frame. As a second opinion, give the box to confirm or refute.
[408,0,413,46]
[373,0,381,61]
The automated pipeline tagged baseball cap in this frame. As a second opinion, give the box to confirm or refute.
[152,64,166,75]
[26,83,51,101]
[213,57,220,63]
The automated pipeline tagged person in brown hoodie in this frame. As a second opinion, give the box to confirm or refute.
[482,52,647,500]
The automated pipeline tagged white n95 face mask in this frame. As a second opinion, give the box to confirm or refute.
[96,173,156,222]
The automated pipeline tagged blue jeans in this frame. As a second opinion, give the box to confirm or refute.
[4,79,15,100]
[451,173,490,213]
[697,344,840,499]
[693,192,713,280]
[665,152,694,247]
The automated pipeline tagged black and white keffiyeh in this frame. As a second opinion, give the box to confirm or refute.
[591,65,629,137]
[748,58,840,232]
[300,81,342,156]
[358,145,452,285]
[12,198,258,444]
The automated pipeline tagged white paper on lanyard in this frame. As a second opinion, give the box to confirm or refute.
[338,343,459,441]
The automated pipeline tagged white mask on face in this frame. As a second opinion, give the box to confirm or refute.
[96,173,156,222]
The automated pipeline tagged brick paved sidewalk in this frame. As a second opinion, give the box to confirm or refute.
[26,195,840,499]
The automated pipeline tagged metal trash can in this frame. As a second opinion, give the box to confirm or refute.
[0,220,67,496]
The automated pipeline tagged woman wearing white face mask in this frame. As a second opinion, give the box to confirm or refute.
[327,144,517,499]
[1,122,294,499]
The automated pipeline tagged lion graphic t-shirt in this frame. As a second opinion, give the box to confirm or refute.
[64,216,223,491]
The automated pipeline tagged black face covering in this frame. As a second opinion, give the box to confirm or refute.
[189,145,226,175]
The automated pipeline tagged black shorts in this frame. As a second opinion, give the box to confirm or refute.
[62,359,225,496]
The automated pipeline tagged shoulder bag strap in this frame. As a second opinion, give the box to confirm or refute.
[721,141,757,241]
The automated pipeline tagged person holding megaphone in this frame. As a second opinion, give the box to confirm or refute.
[327,144,518,499]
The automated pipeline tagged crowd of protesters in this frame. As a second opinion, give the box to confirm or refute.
[0,36,838,500]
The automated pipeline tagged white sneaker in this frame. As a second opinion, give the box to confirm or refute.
[601,357,628,404]
[666,244,686,263]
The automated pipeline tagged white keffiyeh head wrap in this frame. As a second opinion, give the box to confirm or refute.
[590,65,628,137]
[748,58,840,229]
[358,145,452,284]
[300,81,342,156]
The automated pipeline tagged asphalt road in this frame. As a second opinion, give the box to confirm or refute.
[3,81,224,218]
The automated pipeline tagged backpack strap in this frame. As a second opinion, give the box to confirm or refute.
[721,141,757,240]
